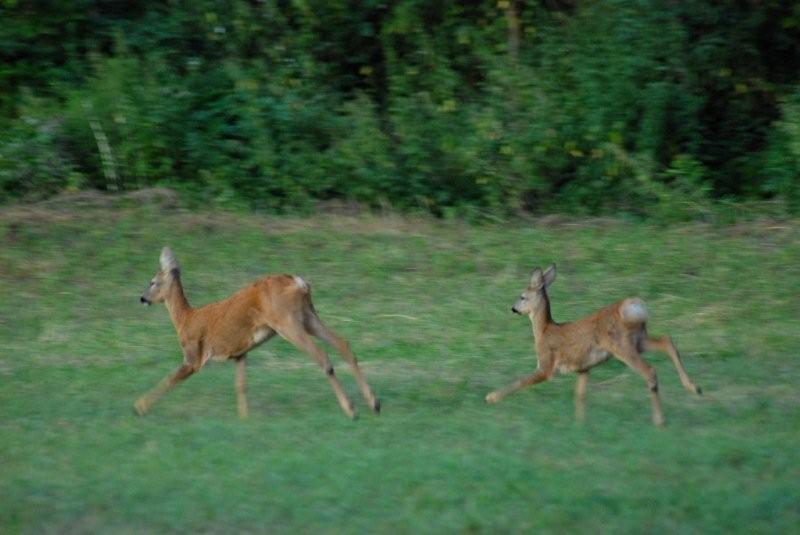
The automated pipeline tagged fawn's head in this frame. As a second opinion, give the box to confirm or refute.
[140,247,180,305]
[512,264,556,315]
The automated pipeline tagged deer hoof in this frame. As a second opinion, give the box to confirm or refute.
[133,400,149,416]
[485,392,500,404]
[372,398,381,414]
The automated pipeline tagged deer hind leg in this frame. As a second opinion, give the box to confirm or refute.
[644,335,702,395]
[134,362,196,415]
[234,355,249,419]
[307,313,380,413]
[613,348,664,426]
[485,362,554,404]
[277,322,356,419]
[575,371,589,422]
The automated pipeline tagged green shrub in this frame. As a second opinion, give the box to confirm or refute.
[762,90,800,211]
[0,93,76,201]
[0,0,798,216]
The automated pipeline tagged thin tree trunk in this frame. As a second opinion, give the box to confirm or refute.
[506,0,521,63]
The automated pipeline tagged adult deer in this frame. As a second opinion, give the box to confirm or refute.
[134,247,380,419]
[485,265,701,426]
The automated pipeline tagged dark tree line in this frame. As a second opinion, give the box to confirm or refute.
[1,1,799,217]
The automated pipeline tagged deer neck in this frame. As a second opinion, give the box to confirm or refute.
[164,277,191,329]
[529,289,554,339]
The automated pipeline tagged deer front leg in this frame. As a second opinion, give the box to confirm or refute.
[575,371,589,422]
[234,355,248,419]
[134,362,196,415]
[485,365,553,404]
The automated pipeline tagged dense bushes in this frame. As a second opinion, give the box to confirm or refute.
[1,0,798,217]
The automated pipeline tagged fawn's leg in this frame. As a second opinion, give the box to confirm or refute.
[234,355,248,419]
[134,362,196,415]
[575,371,589,422]
[614,349,664,426]
[644,335,702,395]
[486,362,554,404]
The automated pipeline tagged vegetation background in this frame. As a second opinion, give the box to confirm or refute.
[1,0,799,217]
[2,1,799,533]
[2,195,799,533]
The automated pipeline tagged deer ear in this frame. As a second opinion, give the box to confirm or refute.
[542,264,557,287]
[160,247,179,271]
[529,268,544,288]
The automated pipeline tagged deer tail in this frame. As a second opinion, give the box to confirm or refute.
[620,298,648,325]
[292,276,310,294]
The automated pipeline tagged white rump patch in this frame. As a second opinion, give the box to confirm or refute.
[621,298,648,324]
[293,276,309,291]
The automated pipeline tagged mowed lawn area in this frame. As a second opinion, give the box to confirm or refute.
[1,194,798,533]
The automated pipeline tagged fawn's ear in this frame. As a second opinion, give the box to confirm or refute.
[529,267,544,288]
[542,264,557,287]
[159,247,179,272]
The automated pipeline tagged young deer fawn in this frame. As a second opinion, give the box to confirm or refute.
[485,265,701,426]
[134,247,380,419]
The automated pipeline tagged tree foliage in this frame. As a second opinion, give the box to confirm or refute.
[1,0,799,216]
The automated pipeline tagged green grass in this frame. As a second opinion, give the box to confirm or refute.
[1,194,799,533]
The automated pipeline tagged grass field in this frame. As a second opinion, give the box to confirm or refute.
[1,192,799,533]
